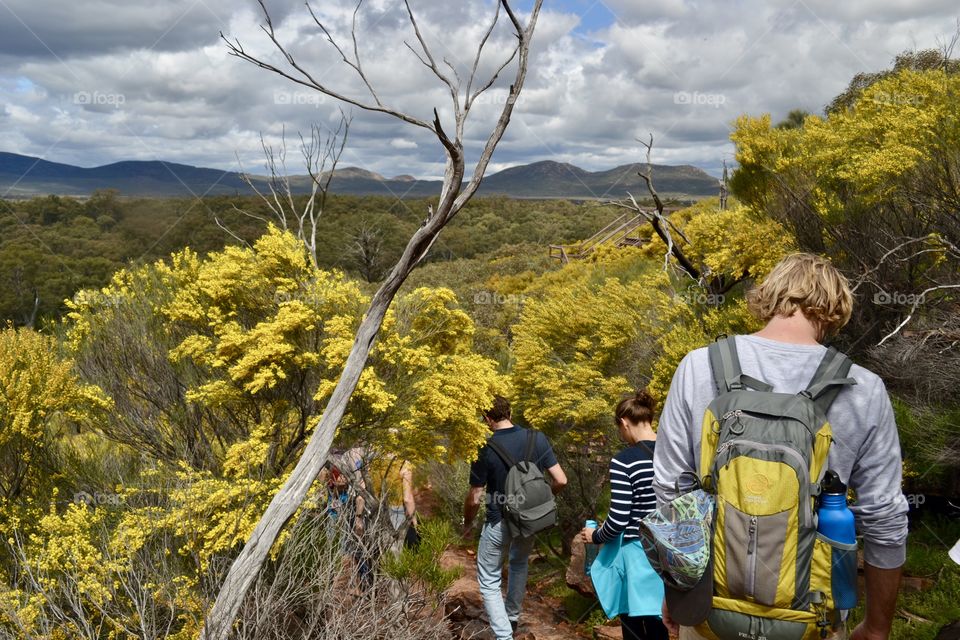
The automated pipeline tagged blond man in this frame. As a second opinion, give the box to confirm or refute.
[654,253,908,640]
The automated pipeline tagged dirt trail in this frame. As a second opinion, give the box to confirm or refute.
[442,545,592,640]
[414,485,596,639]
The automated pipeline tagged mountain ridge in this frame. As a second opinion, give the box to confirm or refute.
[0,152,721,200]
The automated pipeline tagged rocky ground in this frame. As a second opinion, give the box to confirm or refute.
[442,545,600,640]
[418,475,617,640]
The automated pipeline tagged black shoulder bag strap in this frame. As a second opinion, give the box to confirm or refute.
[523,430,537,466]
[637,440,655,459]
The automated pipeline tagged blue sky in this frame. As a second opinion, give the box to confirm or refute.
[555,0,617,34]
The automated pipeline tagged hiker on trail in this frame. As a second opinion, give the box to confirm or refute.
[319,448,365,533]
[322,448,375,585]
[368,455,420,549]
[320,462,352,520]
[463,395,568,640]
[653,253,908,640]
[580,389,669,640]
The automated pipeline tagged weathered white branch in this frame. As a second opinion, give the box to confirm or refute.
[465,1,501,102]
[200,2,542,638]
[229,116,350,269]
[876,283,960,346]
[221,2,433,132]
[604,134,701,282]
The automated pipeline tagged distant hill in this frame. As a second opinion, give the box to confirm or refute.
[0,152,720,200]
[478,160,718,198]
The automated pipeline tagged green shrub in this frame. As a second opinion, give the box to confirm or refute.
[382,518,462,595]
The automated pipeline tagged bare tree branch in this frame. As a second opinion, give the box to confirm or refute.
[402,0,460,122]
[226,115,351,269]
[403,0,457,93]
[604,134,702,282]
[500,0,523,34]
[201,3,543,638]
[451,2,542,212]
[221,3,433,131]
[877,284,960,346]
[304,1,385,109]
[214,215,251,247]
[465,1,501,102]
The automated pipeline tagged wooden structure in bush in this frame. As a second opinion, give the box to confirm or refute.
[548,212,649,262]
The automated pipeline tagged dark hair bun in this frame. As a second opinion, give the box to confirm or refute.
[614,387,656,426]
[634,388,655,409]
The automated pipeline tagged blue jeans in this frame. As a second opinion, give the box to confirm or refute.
[476,521,536,640]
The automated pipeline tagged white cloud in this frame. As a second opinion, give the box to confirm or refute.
[389,138,418,149]
[0,0,957,180]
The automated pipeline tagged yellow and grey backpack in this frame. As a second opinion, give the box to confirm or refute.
[696,336,856,640]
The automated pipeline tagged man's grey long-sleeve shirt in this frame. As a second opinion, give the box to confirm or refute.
[653,334,909,569]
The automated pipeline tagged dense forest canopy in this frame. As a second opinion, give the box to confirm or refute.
[0,193,647,326]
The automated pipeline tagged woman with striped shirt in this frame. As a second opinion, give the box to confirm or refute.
[581,389,668,640]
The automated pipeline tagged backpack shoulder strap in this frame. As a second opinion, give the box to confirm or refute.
[708,335,774,393]
[802,347,857,414]
[523,430,541,465]
[486,437,517,469]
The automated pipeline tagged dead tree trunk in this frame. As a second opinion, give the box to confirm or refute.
[607,135,748,296]
[201,2,543,638]
[608,134,700,280]
[217,114,351,269]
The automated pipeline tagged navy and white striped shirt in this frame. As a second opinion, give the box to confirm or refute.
[592,441,657,543]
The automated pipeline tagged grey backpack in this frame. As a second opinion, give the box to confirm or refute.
[487,431,557,537]
[697,336,858,639]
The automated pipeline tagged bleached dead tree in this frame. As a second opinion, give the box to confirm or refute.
[202,1,543,638]
[218,113,351,269]
[606,135,750,297]
[607,135,699,275]
[608,134,758,297]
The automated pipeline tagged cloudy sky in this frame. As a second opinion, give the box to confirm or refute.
[1,0,957,179]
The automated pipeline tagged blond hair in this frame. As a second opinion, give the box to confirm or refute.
[746,253,852,337]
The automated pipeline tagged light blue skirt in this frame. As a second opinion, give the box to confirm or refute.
[590,536,664,619]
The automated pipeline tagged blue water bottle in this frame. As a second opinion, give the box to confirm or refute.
[817,471,858,610]
[584,519,599,577]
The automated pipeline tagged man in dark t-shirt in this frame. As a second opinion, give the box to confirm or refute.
[463,396,567,640]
